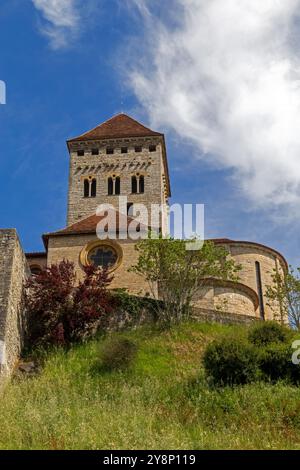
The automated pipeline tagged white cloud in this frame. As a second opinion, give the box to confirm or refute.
[129,0,300,211]
[31,0,80,49]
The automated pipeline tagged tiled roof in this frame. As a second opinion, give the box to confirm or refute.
[43,210,149,247]
[67,113,163,142]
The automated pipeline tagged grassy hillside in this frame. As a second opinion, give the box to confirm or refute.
[1,321,300,450]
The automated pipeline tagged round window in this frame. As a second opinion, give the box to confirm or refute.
[80,241,122,272]
[87,245,118,269]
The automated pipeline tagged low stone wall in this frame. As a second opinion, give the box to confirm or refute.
[192,307,260,325]
[0,229,29,382]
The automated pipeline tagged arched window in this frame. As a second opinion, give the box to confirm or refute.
[108,176,121,195]
[131,176,138,194]
[91,179,97,197]
[139,175,144,193]
[108,177,113,195]
[84,179,90,198]
[115,176,121,195]
[84,178,97,198]
[131,174,144,194]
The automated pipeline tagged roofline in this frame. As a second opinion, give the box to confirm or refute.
[66,113,163,144]
[210,238,288,272]
[67,132,164,145]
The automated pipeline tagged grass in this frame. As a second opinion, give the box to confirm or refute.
[0,321,300,449]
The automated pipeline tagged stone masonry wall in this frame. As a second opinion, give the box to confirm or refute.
[67,136,169,231]
[0,230,29,381]
[47,233,150,296]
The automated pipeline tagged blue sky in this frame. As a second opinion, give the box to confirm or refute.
[0,0,300,266]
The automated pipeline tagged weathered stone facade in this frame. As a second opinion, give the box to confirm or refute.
[46,233,150,296]
[0,230,29,381]
[24,113,289,325]
[67,136,169,233]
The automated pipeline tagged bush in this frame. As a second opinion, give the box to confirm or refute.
[25,261,113,347]
[248,321,290,347]
[99,338,138,372]
[258,343,300,385]
[203,336,261,386]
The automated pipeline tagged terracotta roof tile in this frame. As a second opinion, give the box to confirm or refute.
[43,210,149,247]
[68,113,163,142]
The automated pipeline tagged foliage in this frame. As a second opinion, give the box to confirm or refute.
[131,237,241,326]
[111,288,160,327]
[257,343,300,384]
[266,266,300,329]
[203,336,261,385]
[25,260,113,347]
[203,321,299,386]
[4,322,300,449]
[98,337,138,372]
[248,321,291,347]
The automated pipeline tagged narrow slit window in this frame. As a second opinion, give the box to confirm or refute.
[135,146,142,153]
[84,179,90,197]
[255,261,265,320]
[108,177,113,195]
[121,147,128,154]
[131,176,138,194]
[139,175,145,193]
[92,148,99,155]
[91,179,97,197]
[106,148,114,155]
[77,150,84,156]
[149,145,156,152]
[115,176,121,195]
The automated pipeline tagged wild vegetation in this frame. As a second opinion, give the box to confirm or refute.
[1,322,300,450]
[266,266,300,329]
[203,321,299,386]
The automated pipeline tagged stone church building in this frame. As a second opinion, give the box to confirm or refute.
[0,113,287,378]
[26,113,287,321]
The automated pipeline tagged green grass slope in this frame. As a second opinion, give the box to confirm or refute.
[1,322,300,450]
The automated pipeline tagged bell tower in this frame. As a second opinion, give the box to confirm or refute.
[66,113,171,233]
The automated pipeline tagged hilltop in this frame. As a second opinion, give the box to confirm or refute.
[0,321,299,450]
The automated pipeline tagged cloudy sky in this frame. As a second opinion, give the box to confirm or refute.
[1,0,300,265]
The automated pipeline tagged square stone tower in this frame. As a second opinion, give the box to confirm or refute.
[66,113,171,234]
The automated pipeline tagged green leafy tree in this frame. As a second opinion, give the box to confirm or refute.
[266,266,300,329]
[131,237,240,326]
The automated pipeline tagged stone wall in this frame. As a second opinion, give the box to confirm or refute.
[0,229,29,381]
[67,136,169,231]
[225,242,287,321]
[192,279,259,318]
[47,233,151,296]
[192,307,260,325]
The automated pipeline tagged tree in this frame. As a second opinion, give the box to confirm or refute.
[131,237,241,326]
[266,266,300,329]
[25,260,113,347]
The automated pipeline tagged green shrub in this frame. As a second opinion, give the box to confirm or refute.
[99,337,138,372]
[203,336,260,386]
[248,321,290,347]
[258,343,300,385]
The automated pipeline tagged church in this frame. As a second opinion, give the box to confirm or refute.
[25,113,287,322]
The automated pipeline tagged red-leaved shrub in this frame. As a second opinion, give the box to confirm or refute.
[25,260,113,347]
